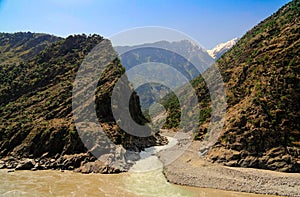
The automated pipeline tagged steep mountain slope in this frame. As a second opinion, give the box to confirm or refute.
[207,38,239,60]
[0,33,165,171]
[163,0,300,172]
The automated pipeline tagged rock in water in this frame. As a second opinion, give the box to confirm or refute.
[15,159,34,170]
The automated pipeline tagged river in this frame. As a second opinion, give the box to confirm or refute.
[0,137,276,197]
[1,168,278,197]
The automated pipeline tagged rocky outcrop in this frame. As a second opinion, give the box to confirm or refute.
[0,153,94,171]
[75,161,122,174]
[0,148,144,173]
[75,148,141,174]
[209,146,300,172]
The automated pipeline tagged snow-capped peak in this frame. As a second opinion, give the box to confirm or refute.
[207,37,239,59]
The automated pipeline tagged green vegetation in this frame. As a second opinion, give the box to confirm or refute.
[161,70,211,131]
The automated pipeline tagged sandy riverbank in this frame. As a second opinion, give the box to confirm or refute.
[161,137,300,197]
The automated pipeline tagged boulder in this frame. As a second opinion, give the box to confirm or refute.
[75,160,122,174]
[0,164,6,169]
[59,153,93,169]
[15,159,34,170]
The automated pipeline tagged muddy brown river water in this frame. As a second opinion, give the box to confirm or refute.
[0,169,278,197]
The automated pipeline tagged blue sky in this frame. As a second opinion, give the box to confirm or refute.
[0,0,291,49]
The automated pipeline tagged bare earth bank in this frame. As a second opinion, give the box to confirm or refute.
[161,138,300,197]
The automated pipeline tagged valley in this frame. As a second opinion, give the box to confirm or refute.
[0,0,299,196]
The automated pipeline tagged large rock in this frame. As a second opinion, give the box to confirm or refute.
[56,153,94,170]
[15,159,34,170]
[75,160,122,174]
[0,160,6,169]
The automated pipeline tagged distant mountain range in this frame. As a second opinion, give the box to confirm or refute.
[115,40,215,110]
[115,39,215,77]
[115,39,236,110]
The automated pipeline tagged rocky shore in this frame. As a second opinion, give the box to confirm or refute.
[0,148,141,174]
[162,140,300,197]
[0,153,94,172]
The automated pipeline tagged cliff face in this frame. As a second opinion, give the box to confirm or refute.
[0,33,165,171]
[163,0,300,172]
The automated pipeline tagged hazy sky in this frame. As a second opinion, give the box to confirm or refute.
[0,0,291,49]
